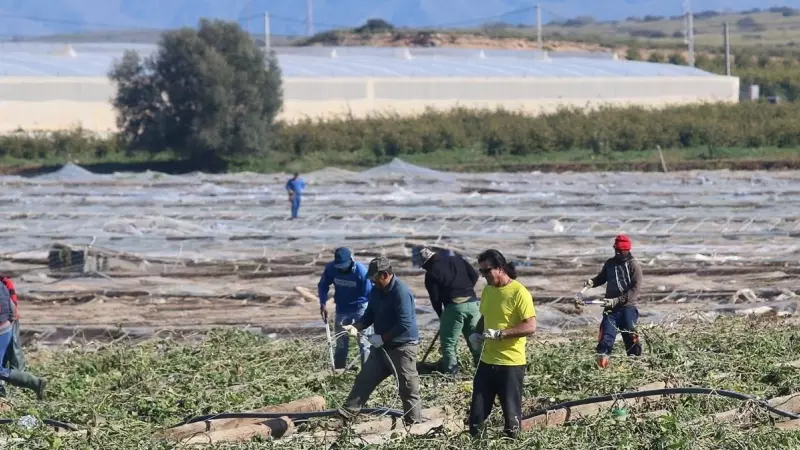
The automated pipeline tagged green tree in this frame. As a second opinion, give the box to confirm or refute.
[109,19,283,170]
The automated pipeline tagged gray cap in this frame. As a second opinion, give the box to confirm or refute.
[366,256,392,279]
[419,248,436,266]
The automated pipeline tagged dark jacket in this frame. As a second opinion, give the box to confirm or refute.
[359,276,419,346]
[590,253,642,309]
[423,254,479,317]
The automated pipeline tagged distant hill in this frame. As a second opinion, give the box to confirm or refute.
[0,1,799,38]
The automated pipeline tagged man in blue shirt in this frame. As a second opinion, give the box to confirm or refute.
[337,257,422,426]
[285,172,306,219]
[318,247,372,369]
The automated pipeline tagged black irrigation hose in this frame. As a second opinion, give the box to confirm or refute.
[170,387,800,432]
[171,407,404,429]
[522,387,800,421]
[0,418,79,431]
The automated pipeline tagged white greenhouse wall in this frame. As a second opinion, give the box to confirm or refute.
[0,75,740,132]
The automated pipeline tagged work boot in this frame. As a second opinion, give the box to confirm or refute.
[5,370,46,400]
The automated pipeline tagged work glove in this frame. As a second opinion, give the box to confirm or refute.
[483,329,503,340]
[320,305,328,323]
[584,279,594,288]
[342,325,358,337]
[468,333,484,349]
[573,292,585,306]
[368,334,384,348]
[603,297,621,309]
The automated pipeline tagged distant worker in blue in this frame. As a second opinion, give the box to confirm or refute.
[285,172,307,219]
[319,247,373,370]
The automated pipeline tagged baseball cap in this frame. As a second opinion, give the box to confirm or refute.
[333,247,353,269]
[419,248,436,266]
[366,256,392,279]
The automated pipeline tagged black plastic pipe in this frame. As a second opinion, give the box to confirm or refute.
[0,418,78,431]
[168,387,800,432]
[521,387,800,421]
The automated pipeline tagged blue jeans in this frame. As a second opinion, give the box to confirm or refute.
[334,306,371,369]
[0,329,12,379]
[596,306,642,356]
[290,196,302,219]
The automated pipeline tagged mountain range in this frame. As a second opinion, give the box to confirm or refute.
[0,1,798,37]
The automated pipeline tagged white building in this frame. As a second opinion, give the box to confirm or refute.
[0,43,739,133]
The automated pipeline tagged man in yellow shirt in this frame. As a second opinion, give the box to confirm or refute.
[467,249,536,439]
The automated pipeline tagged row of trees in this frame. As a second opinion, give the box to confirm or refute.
[104,18,800,169]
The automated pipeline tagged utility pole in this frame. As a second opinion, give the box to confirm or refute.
[307,0,314,36]
[264,12,271,53]
[683,0,695,66]
[723,21,731,75]
[536,4,542,51]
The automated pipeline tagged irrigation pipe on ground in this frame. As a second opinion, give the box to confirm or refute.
[167,387,800,432]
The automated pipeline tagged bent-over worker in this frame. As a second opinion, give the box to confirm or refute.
[318,247,372,369]
[585,234,643,368]
[419,247,481,374]
[468,249,536,439]
[338,257,422,426]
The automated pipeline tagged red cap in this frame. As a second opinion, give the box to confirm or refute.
[614,235,632,251]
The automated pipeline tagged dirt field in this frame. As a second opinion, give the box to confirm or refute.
[2,161,798,347]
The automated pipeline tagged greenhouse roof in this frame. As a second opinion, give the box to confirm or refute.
[0,42,720,78]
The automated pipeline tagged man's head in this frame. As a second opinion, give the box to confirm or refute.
[477,249,516,287]
[419,247,436,269]
[333,247,353,273]
[367,256,393,289]
[614,235,632,258]
[293,172,299,179]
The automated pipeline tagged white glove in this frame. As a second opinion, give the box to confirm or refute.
[342,325,358,337]
[468,333,484,349]
[368,334,384,348]
[584,279,594,288]
[483,329,503,340]
[603,297,621,309]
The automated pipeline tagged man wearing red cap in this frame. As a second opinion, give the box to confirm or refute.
[583,234,643,368]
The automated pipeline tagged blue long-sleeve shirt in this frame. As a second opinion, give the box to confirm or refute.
[359,276,419,346]
[285,178,306,197]
[318,261,371,313]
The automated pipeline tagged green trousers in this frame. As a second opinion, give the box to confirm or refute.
[438,301,481,374]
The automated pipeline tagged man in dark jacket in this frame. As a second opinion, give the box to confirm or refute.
[420,247,481,374]
[338,257,422,425]
[584,234,643,368]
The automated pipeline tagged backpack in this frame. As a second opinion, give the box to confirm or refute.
[0,277,18,321]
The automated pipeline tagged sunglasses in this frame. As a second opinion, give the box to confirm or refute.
[479,267,496,275]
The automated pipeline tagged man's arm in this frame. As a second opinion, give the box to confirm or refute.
[497,290,536,339]
[498,316,536,338]
[590,262,609,288]
[475,316,484,334]
[424,273,443,317]
[384,288,414,342]
[617,260,642,306]
[355,300,375,330]
[317,266,332,306]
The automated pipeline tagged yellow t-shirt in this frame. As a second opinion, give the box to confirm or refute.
[479,280,536,366]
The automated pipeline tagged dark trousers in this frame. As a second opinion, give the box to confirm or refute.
[339,343,422,425]
[596,306,642,356]
[468,362,525,438]
[4,320,25,371]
